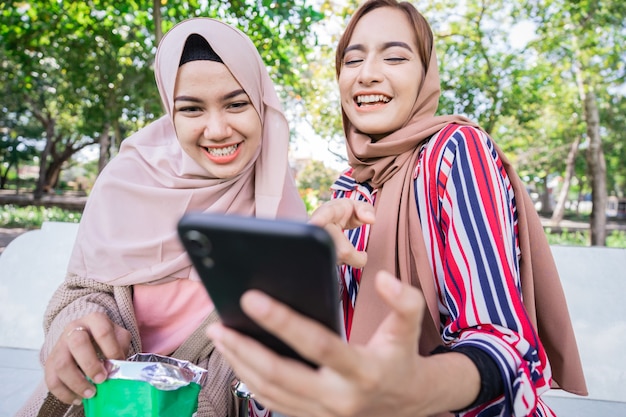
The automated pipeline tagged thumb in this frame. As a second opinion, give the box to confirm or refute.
[369,271,424,354]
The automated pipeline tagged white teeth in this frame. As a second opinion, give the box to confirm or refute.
[206,144,238,156]
[356,94,390,104]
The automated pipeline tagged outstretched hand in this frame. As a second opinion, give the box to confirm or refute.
[44,312,131,405]
[309,199,375,268]
[207,271,447,417]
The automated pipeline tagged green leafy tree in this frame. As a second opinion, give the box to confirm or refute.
[295,158,339,212]
[0,0,323,198]
[521,0,626,245]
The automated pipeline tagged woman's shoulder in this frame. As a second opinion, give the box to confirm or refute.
[424,123,491,156]
[419,123,495,169]
[433,123,487,144]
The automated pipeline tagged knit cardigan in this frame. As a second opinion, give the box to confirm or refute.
[15,273,237,417]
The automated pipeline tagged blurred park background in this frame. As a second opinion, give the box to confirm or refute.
[1,0,625,247]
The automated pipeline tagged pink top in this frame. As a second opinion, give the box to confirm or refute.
[134,279,214,355]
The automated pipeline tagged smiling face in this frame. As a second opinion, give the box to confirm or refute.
[173,60,262,179]
[338,7,424,141]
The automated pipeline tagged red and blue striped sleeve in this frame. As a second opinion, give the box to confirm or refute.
[415,124,554,416]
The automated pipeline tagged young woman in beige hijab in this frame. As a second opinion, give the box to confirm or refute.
[17,17,308,417]
[208,1,587,416]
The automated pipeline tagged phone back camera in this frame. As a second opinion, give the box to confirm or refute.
[183,230,212,257]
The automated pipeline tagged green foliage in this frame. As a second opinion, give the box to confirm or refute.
[295,159,338,202]
[291,0,359,162]
[0,204,82,228]
[545,228,626,248]
[299,188,321,216]
[606,229,626,248]
[5,204,624,247]
[544,228,590,246]
[0,0,324,193]
[0,136,38,188]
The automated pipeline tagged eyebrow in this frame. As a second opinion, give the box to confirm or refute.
[222,89,247,101]
[174,88,247,103]
[344,41,414,55]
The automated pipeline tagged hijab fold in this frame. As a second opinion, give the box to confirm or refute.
[347,45,587,395]
[67,18,306,286]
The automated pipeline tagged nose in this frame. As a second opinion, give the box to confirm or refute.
[203,112,232,142]
[357,57,383,85]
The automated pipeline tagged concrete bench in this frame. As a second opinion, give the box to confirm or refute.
[542,245,626,414]
[0,222,79,417]
[0,223,624,416]
[0,222,79,350]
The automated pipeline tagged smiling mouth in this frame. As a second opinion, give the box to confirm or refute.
[205,143,239,157]
[356,94,391,107]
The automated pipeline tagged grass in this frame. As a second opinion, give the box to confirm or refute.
[1,204,625,247]
[545,228,626,247]
[0,205,82,229]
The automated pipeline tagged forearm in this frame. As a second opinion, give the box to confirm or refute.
[417,351,481,415]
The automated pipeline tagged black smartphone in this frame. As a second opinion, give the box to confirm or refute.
[177,212,342,367]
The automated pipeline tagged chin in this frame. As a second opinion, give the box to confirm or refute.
[356,126,391,137]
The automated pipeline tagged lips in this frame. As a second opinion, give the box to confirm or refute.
[202,142,242,164]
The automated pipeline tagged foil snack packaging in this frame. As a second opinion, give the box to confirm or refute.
[83,353,208,417]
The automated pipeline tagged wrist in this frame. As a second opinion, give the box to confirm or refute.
[417,350,481,415]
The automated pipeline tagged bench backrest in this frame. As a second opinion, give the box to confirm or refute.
[0,222,79,349]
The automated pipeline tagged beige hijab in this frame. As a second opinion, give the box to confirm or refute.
[344,40,587,397]
[66,18,306,286]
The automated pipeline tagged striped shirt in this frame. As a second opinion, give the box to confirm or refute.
[331,124,554,416]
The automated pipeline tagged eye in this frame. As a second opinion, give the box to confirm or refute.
[344,58,363,66]
[227,101,251,111]
[342,51,364,67]
[179,105,201,112]
[384,57,408,63]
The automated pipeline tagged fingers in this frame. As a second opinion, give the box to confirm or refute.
[309,199,374,268]
[65,327,107,383]
[45,336,96,405]
[326,223,368,267]
[238,290,361,374]
[309,199,375,230]
[88,316,130,361]
[209,321,348,417]
[44,313,131,405]
[206,275,428,417]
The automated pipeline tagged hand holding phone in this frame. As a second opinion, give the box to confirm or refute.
[177,212,342,367]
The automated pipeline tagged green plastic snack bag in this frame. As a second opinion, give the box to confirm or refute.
[83,353,208,417]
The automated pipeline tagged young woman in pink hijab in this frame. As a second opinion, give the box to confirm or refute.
[16,17,310,417]
[207,1,587,416]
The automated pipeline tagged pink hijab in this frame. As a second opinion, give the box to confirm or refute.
[66,18,306,286]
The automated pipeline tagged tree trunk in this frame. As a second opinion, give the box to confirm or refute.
[34,138,54,199]
[46,164,61,190]
[153,1,165,115]
[584,89,607,246]
[551,135,581,224]
[539,175,551,215]
[98,123,111,173]
[153,0,163,46]
[15,159,19,194]
[0,163,9,189]
[573,47,607,246]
